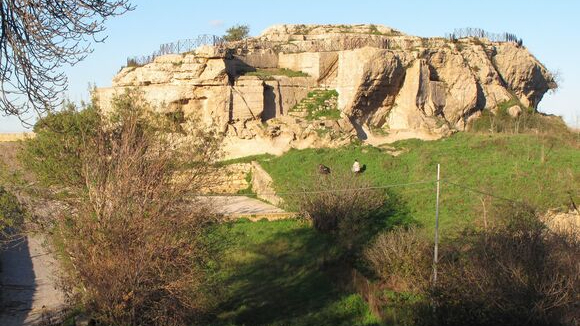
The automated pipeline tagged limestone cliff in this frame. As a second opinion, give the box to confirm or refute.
[96,24,556,157]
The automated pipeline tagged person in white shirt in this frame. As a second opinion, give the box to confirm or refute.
[352,159,361,174]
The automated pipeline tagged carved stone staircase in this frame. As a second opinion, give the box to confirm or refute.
[288,89,331,118]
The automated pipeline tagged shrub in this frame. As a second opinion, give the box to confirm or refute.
[0,186,25,238]
[223,24,250,42]
[46,92,223,325]
[293,170,385,251]
[244,68,309,79]
[19,102,101,189]
[469,99,572,137]
[432,203,580,326]
[364,226,432,292]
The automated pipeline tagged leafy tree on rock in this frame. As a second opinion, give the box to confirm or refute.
[223,24,250,42]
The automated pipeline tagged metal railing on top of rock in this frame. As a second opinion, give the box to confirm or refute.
[445,28,523,46]
[307,37,391,52]
[223,36,392,54]
[126,34,225,67]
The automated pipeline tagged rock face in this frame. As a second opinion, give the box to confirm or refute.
[96,24,556,157]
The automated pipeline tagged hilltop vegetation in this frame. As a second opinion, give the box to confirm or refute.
[257,132,579,233]
[217,125,580,325]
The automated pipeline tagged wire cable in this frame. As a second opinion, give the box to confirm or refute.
[443,180,523,204]
[192,179,438,198]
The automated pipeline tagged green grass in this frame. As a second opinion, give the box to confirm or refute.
[245,68,309,80]
[469,100,570,136]
[256,133,579,235]
[310,107,341,121]
[291,89,341,121]
[207,219,380,325]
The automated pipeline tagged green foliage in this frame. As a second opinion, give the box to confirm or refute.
[257,133,579,234]
[378,290,429,326]
[20,91,196,190]
[470,100,571,137]
[291,89,341,121]
[19,103,101,188]
[224,24,250,42]
[0,159,24,187]
[0,186,25,236]
[207,219,379,325]
[51,91,222,326]
[244,68,309,79]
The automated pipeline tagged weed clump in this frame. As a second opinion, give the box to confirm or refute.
[293,170,385,251]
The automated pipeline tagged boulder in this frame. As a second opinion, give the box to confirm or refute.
[507,105,523,117]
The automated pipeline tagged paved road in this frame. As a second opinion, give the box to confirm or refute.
[0,235,65,326]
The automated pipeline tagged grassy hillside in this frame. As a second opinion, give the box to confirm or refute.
[208,219,379,326]
[256,133,579,233]
[206,131,578,324]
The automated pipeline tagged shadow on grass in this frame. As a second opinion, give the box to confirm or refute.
[212,224,379,326]
[210,191,414,325]
[350,189,418,255]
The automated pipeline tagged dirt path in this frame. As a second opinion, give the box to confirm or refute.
[196,195,294,220]
[0,195,287,326]
[0,234,66,326]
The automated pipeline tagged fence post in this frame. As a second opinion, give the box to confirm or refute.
[433,163,441,285]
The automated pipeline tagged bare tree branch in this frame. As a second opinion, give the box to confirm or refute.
[0,0,133,120]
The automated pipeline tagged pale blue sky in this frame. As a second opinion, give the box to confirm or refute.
[1,0,578,131]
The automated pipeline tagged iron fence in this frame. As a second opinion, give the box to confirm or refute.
[221,36,392,54]
[126,34,224,66]
[445,28,523,46]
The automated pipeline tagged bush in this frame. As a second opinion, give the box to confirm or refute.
[44,92,223,325]
[223,24,250,42]
[293,170,385,251]
[432,204,580,326]
[19,102,101,189]
[0,186,25,238]
[469,99,572,137]
[364,226,432,292]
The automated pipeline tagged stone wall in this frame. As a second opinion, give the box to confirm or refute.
[251,161,283,206]
[199,163,251,194]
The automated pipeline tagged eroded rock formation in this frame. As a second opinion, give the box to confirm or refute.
[96,24,556,157]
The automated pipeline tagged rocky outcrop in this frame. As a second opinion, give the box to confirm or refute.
[96,24,556,157]
[542,210,580,240]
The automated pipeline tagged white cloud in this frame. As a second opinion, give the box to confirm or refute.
[209,20,224,28]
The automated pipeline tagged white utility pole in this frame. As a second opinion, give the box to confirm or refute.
[433,163,441,285]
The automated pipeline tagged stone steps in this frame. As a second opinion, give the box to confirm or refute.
[289,89,332,117]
